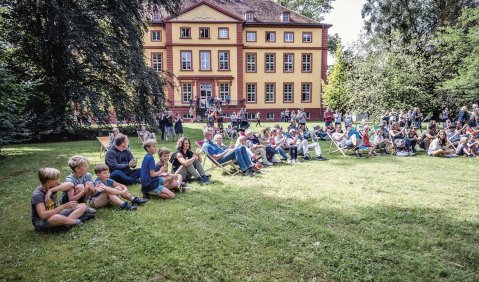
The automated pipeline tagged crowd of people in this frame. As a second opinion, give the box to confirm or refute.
[31,104,479,232]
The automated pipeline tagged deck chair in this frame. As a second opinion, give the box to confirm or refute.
[195,140,240,175]
[328,131,365,156]
[97,136,110,158]
[137,131,157,145]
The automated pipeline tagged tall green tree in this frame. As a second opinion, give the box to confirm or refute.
[5,0,180,135]
[275,0,334,21]
[323,42,350,111]
[436,7,479,104]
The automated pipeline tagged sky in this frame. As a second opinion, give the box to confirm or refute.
[323,0,367,62]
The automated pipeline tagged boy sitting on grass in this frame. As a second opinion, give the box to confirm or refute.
[140,139,176,199]
[90,164,148,211]
[31,168,90,232]
[46,155,96,214]
[155,147,184,192]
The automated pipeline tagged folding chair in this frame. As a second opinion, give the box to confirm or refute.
[96,136,110,158]
[137,131,157,146]
[328,132,358,156]
[195,140,240,175]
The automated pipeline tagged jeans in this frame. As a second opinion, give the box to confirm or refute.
[165,126,175,141]
[219,145,252,171]
[175,159,206,179]
[110,169,141,185]
[290,146,298,159]
[276,147,289,160]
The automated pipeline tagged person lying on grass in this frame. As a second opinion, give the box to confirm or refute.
[140,139,175,199]
[31,168,89,232]
[90,164,147,211]
[45,155,96,215]
[202,127,260,177]
[155,147,185,191]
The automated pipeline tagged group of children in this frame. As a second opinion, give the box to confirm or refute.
[31,139,188,232]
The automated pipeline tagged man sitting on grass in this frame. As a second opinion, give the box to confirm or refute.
[31,168,89,232]
[105,134,141,185]
[202,127,260,177]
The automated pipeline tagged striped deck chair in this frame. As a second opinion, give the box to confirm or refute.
[195,140,240,175]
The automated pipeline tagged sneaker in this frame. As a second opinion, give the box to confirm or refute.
[303,155,311,160]
[251,165,262,174]
[271,156,281,163]
[287,159,292,164]
[243,168,254,177]
[199,175,211,184]
[262,161,274,166]
[131,197,148,205]
[78,214,95,223]
[120,202,137,211]
[316,156,327,161]
[87,207,96,215]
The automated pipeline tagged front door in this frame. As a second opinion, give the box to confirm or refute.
[199,83,212,109]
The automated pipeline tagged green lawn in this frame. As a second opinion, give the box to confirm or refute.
[0,123,478,281]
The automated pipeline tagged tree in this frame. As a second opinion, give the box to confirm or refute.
[436,7,479,104]
[323,42,350,111]
[361,0,478,44]
[5,0,181,136]
[274,0,334,21]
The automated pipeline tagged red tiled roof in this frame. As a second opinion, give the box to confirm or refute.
[160,0,331,26]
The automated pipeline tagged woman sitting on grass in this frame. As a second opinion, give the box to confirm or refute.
[172,137,210,184]
[428,130,451,157]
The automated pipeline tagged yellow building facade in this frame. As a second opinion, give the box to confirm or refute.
[145,0,331,120]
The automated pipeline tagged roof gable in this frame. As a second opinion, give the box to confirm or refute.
[164,1,243,22]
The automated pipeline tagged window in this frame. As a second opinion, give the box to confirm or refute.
[152,10,161,22]
[182,83,193,103]
[282,12,290,23]
[246,84,256,103]
[301,83,312,102]
[283,53,294,72]
[199,27,210,39]
[265,83,275,103]
[151,31,161,41]
[219,83,230,100]
[218,51,230,70]
[283,83,293,103]
[305,112,311,119]
[199,51,211,70]
[266,31,276,42]
[218,28,229,39]
[247,113,256,120]
[266,113,275,120]
[302,54,312,72]
[180,27,191,39]
[151,53,162,72]
[181,51,192,71]
[246,53,256,72]
[284,32,294,42]
[302,32,312,43]
[246,31,256,42]
[265,53,275,72]
[246,12,254,22]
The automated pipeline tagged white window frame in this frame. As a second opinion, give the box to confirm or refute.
[284,54,294,72]
[302,54,312,72]
[303,32,312,43]
[218,28,229,39]
[200,51,211,70]
[180,27,191,38]
[182,83,193,103]
[266,32,276,42]
[266,113,275,120]
[246,31,256,42]
[246,84,256,103]
[265,54,275,72]
[152,53,162,72]
[181,51,192,70]
[301,83,312,102]
[246,54,256,72]
[284,32,294,42]
[282,12,290,23]
[151,31,161,41]
[265,83,275,103]
[246,12,254,22]
[219,51,229,70]
[219,83,229,101]
[199,27,210,39]
[283,83,293,102]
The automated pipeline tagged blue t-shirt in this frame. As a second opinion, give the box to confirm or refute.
[141,153,159,192]
[203,140,224,156]
[91,178,114,198]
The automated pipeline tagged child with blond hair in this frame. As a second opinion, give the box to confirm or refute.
[45,155,97,214]
[31,168,89,232]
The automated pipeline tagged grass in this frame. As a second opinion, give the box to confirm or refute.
[0,122,478,281]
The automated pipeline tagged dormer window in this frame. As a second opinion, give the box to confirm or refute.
[282,12,290,23]
[245,12,254,22]
[152,9,161,22]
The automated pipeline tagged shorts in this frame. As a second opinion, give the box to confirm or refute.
[339,140,353,148]
[33,208,74,231]
[147,183,164,195]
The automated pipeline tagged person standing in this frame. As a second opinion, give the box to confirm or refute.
[255,112,261,127]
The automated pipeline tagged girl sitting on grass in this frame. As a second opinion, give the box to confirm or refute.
[428,130,451,157]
